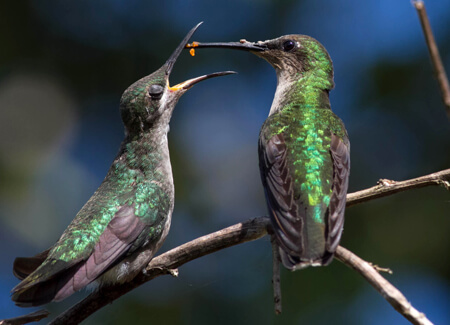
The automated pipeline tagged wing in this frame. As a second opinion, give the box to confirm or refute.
[11,204,147,306]
[326,133,350,252]
[258,133,303,256]
[54,204,147,300]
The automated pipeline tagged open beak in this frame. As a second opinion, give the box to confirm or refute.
[185,40,267,52]
[164,22,236,91]
[169,71,236,91]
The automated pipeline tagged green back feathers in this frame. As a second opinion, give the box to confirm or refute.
[264,108,346,222]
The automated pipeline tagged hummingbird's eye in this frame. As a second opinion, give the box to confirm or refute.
[282,40,295,52]
[148,84,164,100]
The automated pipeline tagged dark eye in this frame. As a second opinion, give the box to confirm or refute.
[148,84,164,100]
[282,40,295,52]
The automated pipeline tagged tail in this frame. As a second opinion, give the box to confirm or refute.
[11,259,83,307]
[279,248,334,271]
[13,249,51,280]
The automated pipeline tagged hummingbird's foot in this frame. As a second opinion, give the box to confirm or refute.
[270,235,282,315]
[369,262,393,274]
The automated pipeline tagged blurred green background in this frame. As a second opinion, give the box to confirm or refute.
[1,1,449,324]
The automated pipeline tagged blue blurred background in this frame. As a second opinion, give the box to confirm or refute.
[1,1,449,324]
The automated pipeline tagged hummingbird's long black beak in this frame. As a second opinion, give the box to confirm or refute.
[185,40,267,52]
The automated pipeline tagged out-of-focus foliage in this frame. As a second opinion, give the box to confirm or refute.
[0,1,449,324]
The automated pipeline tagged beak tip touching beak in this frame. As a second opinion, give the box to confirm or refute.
[166,23,239,92]
[165,22,205,76]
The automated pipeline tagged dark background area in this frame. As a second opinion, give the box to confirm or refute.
[0,1,449,324]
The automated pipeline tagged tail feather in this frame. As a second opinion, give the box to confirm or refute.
[13,249,51,280]
[279,248,334,271]
[11,263,82,307]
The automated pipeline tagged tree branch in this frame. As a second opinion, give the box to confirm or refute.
[413,0,450,120]
[0,310,50,325]
[346,168,450,207]
[44,168,450,324]
[335,246,433,325]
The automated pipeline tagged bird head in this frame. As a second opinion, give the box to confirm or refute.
[120,23,235,135]
[186,34,333,89]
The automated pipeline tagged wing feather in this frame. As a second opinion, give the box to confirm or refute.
[326,134,350,252]
[259,133,303,255]
[54,205,146,299]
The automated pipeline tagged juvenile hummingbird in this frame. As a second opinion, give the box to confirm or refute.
[187,36,350,270]
[11,23,234,307]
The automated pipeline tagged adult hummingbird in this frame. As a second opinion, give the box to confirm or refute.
[187,36,350,270]
[11,23,234,307]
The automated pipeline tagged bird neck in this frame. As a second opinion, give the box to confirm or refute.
[269,68,333,116]
[111,126,172,183]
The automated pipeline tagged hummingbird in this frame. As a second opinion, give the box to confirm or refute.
[11,23,235,307]
[187,35,350,270]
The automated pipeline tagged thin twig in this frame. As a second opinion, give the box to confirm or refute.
[413,0,450,120]
[0,310,49,325]
[346,168,450,207]
[335,246,433,325]
[369,263,393,275]
[270,236,282,314]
